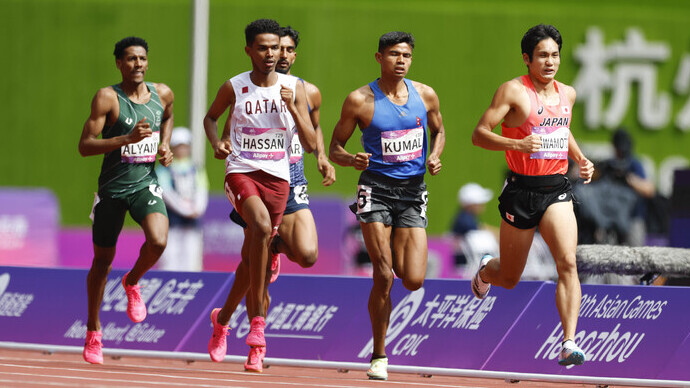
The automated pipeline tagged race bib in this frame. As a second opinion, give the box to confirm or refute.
[381,126,424,163]
[289,131,303,164]
[293,185,309,205]
[355,185,372,214]
[239,127,287,161]
[530,126,569,160]
[121,132,159,163]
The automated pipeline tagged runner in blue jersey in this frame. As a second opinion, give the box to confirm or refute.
[329,31,446,381]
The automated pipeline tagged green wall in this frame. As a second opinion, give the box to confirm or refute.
[2,0,690,234]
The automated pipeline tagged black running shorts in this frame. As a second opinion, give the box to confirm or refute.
[350,170,428,228]
[498,172,572,230]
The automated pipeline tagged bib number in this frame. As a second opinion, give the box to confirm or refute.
[530,126,569,160]
[121,132,159,163]
[239,127,287,161]
[381,127,424,163]
[356,185,372,214]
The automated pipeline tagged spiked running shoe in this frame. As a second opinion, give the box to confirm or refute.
[471,254,493,299]
[269,253,281,283]
[244,346,265,372]
[246,316,266,347]
[83,330,103,364]
[367,357,388,380]
[122,271,147,323]
[208,308,230,362]
[559,340,586,366]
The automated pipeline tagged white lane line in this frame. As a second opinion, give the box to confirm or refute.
[0,371,243,388]
[0,357,484,388]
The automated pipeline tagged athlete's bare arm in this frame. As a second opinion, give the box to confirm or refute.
[154,82,174,167]
[414,81,445,176]
[471,78,542,153]
[305,81,336,186]
[204,80,235,160]
[329,87,374,171]
[562,85,594,183]
[283,80,316,153]
[78,87,154,157]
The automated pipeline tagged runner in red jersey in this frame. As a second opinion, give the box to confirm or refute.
[470,24,594,367]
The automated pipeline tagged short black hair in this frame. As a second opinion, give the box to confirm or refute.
[245,18,281,46]
[114,37,148,59]
[280,26,300,48]
[521,24,562,61]
[612,127,633,158]
[378,31,415,53]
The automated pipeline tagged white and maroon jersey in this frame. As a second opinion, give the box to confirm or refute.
[225,71,298,182]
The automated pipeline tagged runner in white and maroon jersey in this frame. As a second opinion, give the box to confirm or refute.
[202,18,316,372]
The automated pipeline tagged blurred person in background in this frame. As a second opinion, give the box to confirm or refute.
[155,127,208,271]
[450,183,498,274]
[597,127,655,246]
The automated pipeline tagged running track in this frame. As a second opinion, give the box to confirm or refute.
[0,349,648,387]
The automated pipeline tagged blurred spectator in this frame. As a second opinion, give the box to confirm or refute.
[594,128,655,246]
[450,183,499,274]
[155,127,209,271]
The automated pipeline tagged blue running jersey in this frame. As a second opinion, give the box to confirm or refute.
[362,79,427,179]
[288,79,311,187]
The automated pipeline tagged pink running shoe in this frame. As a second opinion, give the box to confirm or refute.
[244,346,265,372]
[208,308,229,362]
[122,271,147,323]
[246,316,266,347]
[83,330,103,364]
[269,253,281,283]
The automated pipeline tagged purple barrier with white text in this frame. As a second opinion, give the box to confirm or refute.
[0,266,687,383]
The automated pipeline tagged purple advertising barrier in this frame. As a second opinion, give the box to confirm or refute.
[179,275,543,369]
[657,331,690,381]
[0,188,59,267]
[483,283,690,379]
[202,194,351,275]
[58,228,146,269]
[0,266,233,352]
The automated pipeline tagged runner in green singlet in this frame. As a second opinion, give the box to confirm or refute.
[77,36,174,365]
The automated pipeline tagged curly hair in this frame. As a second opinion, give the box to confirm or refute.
[245,19,281,46]
[113,36,148,59]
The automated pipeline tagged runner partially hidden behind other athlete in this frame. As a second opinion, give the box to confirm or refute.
[470,24,594,366]
[78,36,175,364]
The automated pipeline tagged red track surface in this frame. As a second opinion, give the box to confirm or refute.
[0,348,647,388]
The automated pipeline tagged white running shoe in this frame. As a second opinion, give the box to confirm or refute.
[558,339,586,366]
[471,254,493,299]
[367,357,388,380]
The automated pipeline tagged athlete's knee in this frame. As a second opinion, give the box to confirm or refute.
[372,265,395,288]
[146,234,167,256]
[248,219,273,240]
[402,275,424,291]
[503,276,521,289]
[90,257,113,274]
[296,246,318,268]
[555,253,578,277]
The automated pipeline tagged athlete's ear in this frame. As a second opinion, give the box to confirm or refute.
[375,51,382,64]
[245,46,250,57]
[522,52,530,66]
